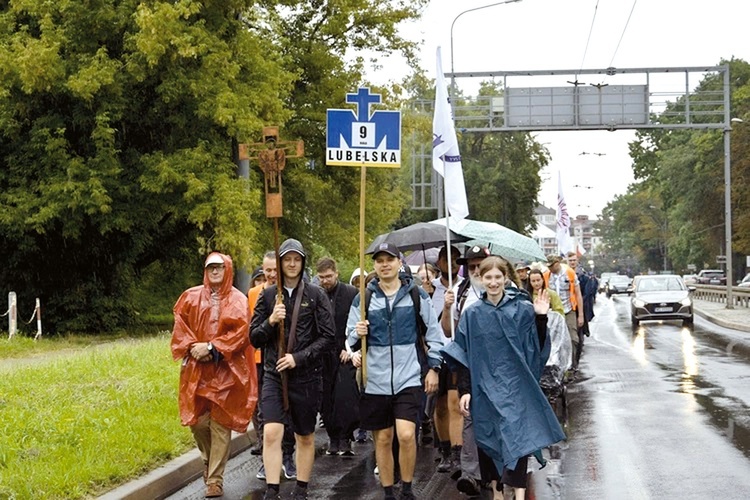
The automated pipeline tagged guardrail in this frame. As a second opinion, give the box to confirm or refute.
[692,285,750,308]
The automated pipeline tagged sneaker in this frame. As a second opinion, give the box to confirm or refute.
[255,464,266,480]
[292,486,308,500]
[282,455,297,479]
[399,491,416,500]
[326,439,340,456]
[338,439,354,456]
[250,443,263,456]
[374,465,379,475]
[262,489,280,500]
[436,454,452,473]
[457,476,481,496]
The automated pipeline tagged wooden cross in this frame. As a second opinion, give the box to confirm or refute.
[241,126,304,218]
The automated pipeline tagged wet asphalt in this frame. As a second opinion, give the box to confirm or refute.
[167,293,750,499]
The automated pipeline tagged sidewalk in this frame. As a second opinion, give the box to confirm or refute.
[692,298,750,333]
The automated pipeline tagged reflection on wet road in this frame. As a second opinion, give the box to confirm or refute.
[535,294,750,498]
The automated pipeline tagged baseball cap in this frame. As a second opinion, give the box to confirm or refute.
[205,253,224,267]
[515,260,531,270]
[278,238,306,259]
[547,255,562,265]
[371,242,400,259]
[457,245,489,265]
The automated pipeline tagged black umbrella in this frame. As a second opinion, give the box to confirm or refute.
[366,222,470,254]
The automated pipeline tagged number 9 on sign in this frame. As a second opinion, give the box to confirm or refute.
[352,122,375,148]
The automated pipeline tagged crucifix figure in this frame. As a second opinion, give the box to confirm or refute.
[246,126,304,218]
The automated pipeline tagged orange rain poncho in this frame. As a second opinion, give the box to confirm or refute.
[171,252,257,432]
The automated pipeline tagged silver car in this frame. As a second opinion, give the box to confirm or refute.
[630,274,694,326]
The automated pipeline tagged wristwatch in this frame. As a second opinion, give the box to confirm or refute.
[430,365,441,374]
[206,342,214,353]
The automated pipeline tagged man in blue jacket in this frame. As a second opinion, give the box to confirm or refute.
[349,242,444,500]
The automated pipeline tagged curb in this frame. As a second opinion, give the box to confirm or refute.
[694,308,750,334]
[99,430,255,500]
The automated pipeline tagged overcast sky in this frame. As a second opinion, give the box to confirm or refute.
[370,0,750,219]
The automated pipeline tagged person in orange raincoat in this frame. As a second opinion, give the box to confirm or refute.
[171,252,258,498]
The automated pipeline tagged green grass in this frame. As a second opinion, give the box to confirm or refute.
[0,334,195,499]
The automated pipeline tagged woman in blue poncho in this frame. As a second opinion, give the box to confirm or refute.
[442,256,566,500]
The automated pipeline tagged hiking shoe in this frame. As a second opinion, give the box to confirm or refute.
[250,443,263,456]
[457,476,481,496]
[399,491,416,500]
[339,439,354,456]
[255,464,266,480]
[205,483,223,498]
[282,455,297,479]
[326,439,340,455]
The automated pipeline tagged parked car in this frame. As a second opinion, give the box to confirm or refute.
[599,272,619,293]
[739,273,750,288]
[630,274,694,326]
[696,269,727,285]
[606,275,632,298]
[682,274,699,285]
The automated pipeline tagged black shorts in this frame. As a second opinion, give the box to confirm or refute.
[359,386,423,431]
[478,447,528,488]
[437,365,458,396]
[260,372,322,436]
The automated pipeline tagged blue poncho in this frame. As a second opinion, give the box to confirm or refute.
[442,288,566,473]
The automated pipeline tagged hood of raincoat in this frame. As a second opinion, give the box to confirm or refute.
[203,252,234,297]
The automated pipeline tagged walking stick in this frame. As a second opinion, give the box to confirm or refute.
[248,126,304,412]
[359,165,367,386]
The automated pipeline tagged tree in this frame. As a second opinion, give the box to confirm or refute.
[0,0,425,331]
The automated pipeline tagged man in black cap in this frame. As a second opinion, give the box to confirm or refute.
[251,239,336,500]
[348,242,445,500]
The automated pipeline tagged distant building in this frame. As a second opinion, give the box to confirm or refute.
[534,204,599,258]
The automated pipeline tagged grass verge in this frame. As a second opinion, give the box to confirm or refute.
[0,334,195,499]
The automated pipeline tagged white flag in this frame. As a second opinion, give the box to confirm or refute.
[433,47,469,221]
[556,171,574,255]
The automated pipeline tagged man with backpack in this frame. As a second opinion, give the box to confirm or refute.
[348,242,445,500]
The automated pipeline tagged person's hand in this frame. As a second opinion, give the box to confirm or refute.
[459,394,471,417]
[533,289,551,315]
[577,314,584,328]
[355,320,369,337]
[351,351,362,368]
[443,289,455,310]
[276,353,296,372]
[339,349,350,364]
[190,342,210,360]
[424,369,439,394]
[269,302,286,326]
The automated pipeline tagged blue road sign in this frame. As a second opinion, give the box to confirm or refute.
[326,87,401,168]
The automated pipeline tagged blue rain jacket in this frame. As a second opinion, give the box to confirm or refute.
[442,288,566,472]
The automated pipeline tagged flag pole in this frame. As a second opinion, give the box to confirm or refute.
[443,170,456,339]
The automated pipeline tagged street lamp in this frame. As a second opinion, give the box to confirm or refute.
[449,0,523,94]
[649,204,668,273]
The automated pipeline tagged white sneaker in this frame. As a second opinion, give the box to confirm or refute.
[374,465,379,475]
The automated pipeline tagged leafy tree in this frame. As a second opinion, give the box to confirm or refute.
[0,0,425,332]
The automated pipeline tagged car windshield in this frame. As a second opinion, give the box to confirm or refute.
[636,277,685,292]
[610,276,630,285]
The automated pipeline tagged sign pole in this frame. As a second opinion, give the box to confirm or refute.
[359,164,367,385]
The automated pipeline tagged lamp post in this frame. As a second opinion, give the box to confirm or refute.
[449,0,523,95]
[724,114,743,309]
